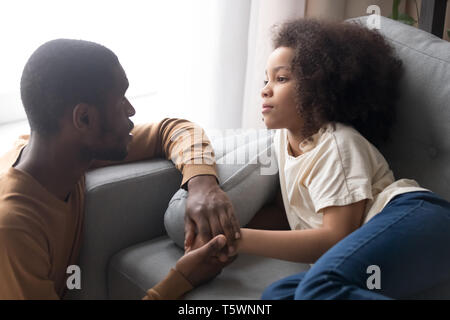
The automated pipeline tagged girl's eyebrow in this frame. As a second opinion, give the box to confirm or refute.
[265,66,291,75]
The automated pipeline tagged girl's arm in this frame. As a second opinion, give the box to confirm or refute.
[236,199,367,264]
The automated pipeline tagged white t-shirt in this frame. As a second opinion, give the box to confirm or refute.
[274,122,429,230]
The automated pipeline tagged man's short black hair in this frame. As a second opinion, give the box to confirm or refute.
[20,39,120,136]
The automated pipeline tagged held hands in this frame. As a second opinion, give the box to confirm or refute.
[175,234,234,287]
[184,175,240,257]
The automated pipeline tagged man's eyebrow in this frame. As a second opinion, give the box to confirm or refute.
[264,66,291,75]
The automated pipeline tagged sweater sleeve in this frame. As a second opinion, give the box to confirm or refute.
[142,268,194,300]
[90,118,218,188]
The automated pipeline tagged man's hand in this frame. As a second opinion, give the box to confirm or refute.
[185,175,240,256]
[175,234,233,287]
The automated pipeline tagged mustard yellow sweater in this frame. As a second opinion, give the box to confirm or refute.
[0,118,216,300]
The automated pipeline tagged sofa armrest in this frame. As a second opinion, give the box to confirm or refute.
[64,159,182,300]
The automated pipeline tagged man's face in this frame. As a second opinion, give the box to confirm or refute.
[89,64,135,161]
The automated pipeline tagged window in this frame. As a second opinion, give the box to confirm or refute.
[0,0,224,128]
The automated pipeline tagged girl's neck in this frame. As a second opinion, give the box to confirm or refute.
[286,130,306,157]
[286,121,329,157]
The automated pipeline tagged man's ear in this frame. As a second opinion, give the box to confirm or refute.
[73,103,96,132]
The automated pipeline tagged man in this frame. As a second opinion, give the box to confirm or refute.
[0,39,239,299]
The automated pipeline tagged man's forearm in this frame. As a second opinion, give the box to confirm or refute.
[164,119,217,187]
[237,228,343,264]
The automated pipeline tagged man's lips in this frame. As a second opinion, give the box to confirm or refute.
[262,104,274,113]
[127,121,135,139]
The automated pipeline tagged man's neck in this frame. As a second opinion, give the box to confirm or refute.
[14,133,91,202]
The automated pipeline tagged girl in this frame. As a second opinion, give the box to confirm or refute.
[235,18,450,299]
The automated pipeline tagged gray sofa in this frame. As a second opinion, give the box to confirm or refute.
[65,16,450,300]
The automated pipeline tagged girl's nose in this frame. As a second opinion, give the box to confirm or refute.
[261,83,272,98]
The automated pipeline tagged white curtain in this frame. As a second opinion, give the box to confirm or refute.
[0,0,306,156]
[241,0,306,130]
[0,0,242,130]
[202,0,252,130]
[0,0,254,130]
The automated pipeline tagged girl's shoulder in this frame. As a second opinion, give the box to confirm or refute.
[329,122,375,150]
[273,123,381,160]
[297,122,368,155]
[329,122,360,138]
[329,122,388,164]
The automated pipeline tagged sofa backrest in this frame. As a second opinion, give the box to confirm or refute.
[348,16,450,201]
[64,160,183,299]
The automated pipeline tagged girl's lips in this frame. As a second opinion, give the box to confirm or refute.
[262,105,274,113]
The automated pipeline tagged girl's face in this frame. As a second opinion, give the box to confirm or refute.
[261,47,303,132]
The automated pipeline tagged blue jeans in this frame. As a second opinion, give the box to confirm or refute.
[261,191,450,299]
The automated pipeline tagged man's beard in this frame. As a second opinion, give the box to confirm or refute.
[85,116,129,161]
[81,139,128,162]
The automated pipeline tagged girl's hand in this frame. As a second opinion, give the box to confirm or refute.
[185,229,238,262]
[176,234,236,287]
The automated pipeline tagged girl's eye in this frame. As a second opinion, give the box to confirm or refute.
[277,77,287,82]
[263,80,268,86]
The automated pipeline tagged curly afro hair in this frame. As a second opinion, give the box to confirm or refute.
[272,18,404,148]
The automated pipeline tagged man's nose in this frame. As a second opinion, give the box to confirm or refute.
[125,98,136,117]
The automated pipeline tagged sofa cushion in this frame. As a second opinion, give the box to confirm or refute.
[108,235,450,300]
[108,236,310,300]
[164,129,279,248]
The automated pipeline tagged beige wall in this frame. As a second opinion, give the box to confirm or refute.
[405,0,421,26]
[305,0,402,20]
[305,0,449,41]
[405,0,449,39]
[444,0,450,40]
